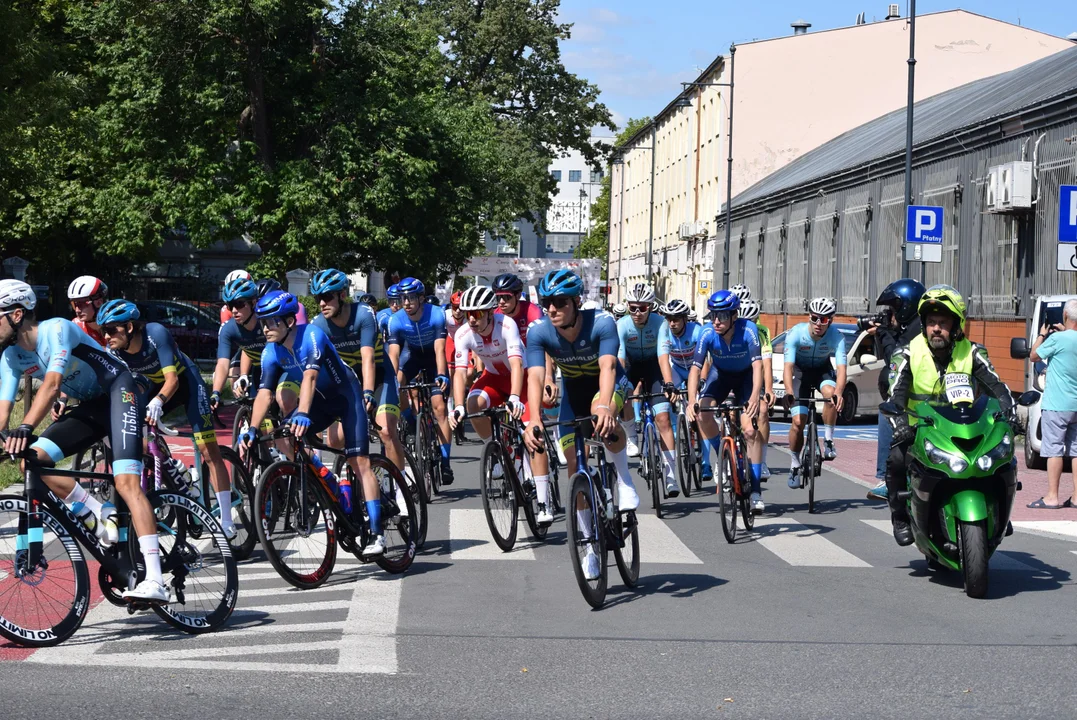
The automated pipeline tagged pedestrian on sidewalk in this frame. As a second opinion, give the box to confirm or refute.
[1027,299,1077,509]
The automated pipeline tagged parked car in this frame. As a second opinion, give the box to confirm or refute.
[138,300,220,365]
[1009,294,1077,469]
[769,323,885,424]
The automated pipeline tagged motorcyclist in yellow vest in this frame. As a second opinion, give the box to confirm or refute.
[884,285,1014,546]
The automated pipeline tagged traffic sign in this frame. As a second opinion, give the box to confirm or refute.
[1057,243,1077,272]
[698,280,710,296]
[906,205,944,244]
[1060,185,1077,243]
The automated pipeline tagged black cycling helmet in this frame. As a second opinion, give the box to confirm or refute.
[256,278,282,298]
[492,273,524,294]
[876,278,926,327]
[358,293,377,307]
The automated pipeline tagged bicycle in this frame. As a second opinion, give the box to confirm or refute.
[629,391,674,519]
[697,401,756,543]
[784,391,833,514]
[556,416,640,610]
[251,426,417,589]
[472,407,560,551]
[400,375,446,499]
[0,433,238,647]
[672,389,704,497]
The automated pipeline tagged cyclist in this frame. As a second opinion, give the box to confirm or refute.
[522,269,637,581]
[96,299,237,538]
[618,283,678,498]
[493,273,544,343]
[884,285,1013,545]
[611,303,627,321]
[688,308,698,323]
[213,276,275,408]
[358,293,377,309]
[387,277,455,484]
[783,297,847,488]
[0,281,166,602]
[239,290,387,556]
[378,284,402,339]
[658,298,713,481]
[739,298,774,480]
[686,290,765,512]
[220,269,251,325]
[67,275,109,345]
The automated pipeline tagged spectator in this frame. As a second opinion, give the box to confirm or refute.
[1028,299,1077,509]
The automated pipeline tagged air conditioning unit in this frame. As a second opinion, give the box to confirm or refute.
[692,221,708,238]
[986,168,1000,210]
[998,161,1033,210]
[887,3,900,19]
[678,222,694,240]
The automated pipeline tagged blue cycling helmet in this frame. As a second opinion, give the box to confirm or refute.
[310,268,350,296]
[97,299,141,325]
[537,269,583,298]
[256,290,300,319]
[223,277,259,303]
[387,283,402,300]
[397,277,425,296]
[492,273,524,294]
[707,290,740,313]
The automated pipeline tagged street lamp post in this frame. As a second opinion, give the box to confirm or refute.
[901,0,917,278]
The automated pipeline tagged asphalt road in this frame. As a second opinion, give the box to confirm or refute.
[3,436,1077,719]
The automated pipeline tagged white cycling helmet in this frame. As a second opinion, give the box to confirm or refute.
[740,299,760,321]
[582,300,601,311]
[624,283,656,305]
[730,284,752,301]
[459,285,497,311]
[688,309,698,321]
[612,302,627,318]
[0,280,37,311]
[224,269,251,285]
[663,299,691,317]
[67,275,108,300]
[808,296,837,316]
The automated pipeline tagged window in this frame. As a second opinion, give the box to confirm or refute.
[550,170,562,182]
[569,170,582,183]
[590,170,604,183]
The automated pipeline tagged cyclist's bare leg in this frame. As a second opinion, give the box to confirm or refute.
[656,409,675,451]
[741,413,761,463]
[345,454,379,524]
[789,412,806,455]
[377,412,404,470]
[430,393,451,446]
[466,393,492,441]
[820,385,838,426]
[275,384,299,459]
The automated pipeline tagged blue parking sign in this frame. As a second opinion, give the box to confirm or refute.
[1060,186,1077,243]
[906,205,944,244]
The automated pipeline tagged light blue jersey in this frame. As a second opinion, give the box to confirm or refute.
[784,322,847,371]
[616,313,666,366]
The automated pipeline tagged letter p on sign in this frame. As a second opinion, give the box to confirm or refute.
[915,210,936,239]
[1061,186,1077,244]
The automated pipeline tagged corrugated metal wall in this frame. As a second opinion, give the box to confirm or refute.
[715,118,1077,321]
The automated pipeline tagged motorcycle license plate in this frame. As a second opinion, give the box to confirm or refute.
[944,373,974,404]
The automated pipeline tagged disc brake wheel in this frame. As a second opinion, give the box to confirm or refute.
[717,440,738,543]
[481,441,518,551]
[254,461,336,589]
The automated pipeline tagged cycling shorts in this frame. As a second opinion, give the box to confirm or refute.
[297,390,369,459]
[626,358,670,416]
[789,367,837,417]
[703,368,755,406]
[671,363,718,391]
[155,373,217,446]
[402,353,443,396]
[374,371,400,418]
[557,375,632,451]
[469,372,529,423]
[33,372,144,478]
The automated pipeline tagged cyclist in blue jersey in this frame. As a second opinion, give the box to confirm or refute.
[522,269,637,582]
[618,283,678,498]
[310,269,406,481]
[783,296,847,489]
[658,298,714,480]
[387,277,454,484]
[97,299,237,539]
[377,284,402,340]
[0,281,168,602]
[686,290,765,513]
[738,297,775,480]
[239,290,387,557]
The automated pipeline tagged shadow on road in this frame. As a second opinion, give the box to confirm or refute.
[602,572,728,609]
[906,551,1071,598]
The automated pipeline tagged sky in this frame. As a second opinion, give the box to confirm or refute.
[558,0,1077,134]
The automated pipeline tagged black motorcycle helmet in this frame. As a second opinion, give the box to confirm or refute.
[256,278,282,298]
[876,278,926,328]
[492,273,524,294]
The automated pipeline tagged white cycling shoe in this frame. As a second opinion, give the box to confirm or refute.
[582,546,601,581]
[625,438,640,458]
[95,505,119,547]
[665,477,680,498]
[536,503,554,525]
[122,579,169,603]
[363,535,386,557]
[220,522,238,541]
[616,477,640,511]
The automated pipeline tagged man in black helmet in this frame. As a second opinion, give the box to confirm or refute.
[866,279,925,500]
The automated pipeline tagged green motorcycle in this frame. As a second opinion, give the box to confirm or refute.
[880,390,1039,598]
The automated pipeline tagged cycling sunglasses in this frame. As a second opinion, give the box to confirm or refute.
[228,300,249,311]
[712,311,734,324]
[259,317,285,329]
[314,293,339,304]
[466,309,488,320]
[541,296,573,310]
[100,324,127,336]
[628,304,651,314]
[810,314,832,325]
[401,292,423,303]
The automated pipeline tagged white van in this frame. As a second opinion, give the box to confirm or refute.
[1010,294,1077,469]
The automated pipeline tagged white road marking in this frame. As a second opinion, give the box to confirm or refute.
[861,519,1036,571]
[634,514,703,564]
[449,508,537,560]
[338,569,401,674]
[752,517,870,567]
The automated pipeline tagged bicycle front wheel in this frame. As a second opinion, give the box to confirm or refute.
[401,448,428,549]
[480,441,518,551]
[201,445,257,560]
[645,423,663,518]
[675,413,694,498]
[254,461,337,589]
[231,403,251,453]
[567,473,607,609]
[806,423,818,514]
[0,496,91,647]
[419,416,442,496]
[612,510,640,588]
[370,455,418,574]
[717,439,738,543]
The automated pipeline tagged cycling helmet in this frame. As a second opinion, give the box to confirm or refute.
[537,269,583,298]
[807,297,837,316]
[918,284,966,337]
[397,277,425,296]
[730,284,752,301]
[256,290,300,319]
[877,278,926,328]
[387,283,402,300]
[612,302,627,318]
[707,290,740,313]
[358,293,377,307]
[0,280,36,310]
[425,294,440,305]
[97,299,141,325]
[460,285,497,311]
[224,269,251,285]
[450,290,463,308]
[663,299,690,317]
[223,277,259,303]
[67,275,108,300]
[624,283,656,305]
[688,309,698,322]
[256,278,281,297]
[310,268,350,296]
[740,299,761,322]
[492,273,524,294]
[582,300,600,311]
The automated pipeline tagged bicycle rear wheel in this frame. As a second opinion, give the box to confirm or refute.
[737,438,756,530]
[692,424,705,491]
[419,415,442,496]
[612,510,640,588]
[806,422,818,514]
[401,449,428,549]
[567,473,607,609]
[201,446,257,560]
[369,455,418,574]
[0,496,91,647]
[73,441,112,504]
[717,439,738,543]
[675,413,694,497]
[645,423,663,519]
[143,491,238,633]
[231,403,251,453]
[254,461,336,589]
[480,441,518,551]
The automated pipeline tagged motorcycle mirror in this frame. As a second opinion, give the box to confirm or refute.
[879,401,902,418]
[1017,390,1041,407]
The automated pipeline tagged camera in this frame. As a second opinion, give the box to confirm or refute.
[856,308,892,332]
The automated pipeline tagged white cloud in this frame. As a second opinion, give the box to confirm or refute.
[589,8,632,26]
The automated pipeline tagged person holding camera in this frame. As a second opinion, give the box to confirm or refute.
[864,278,925,501]
[1028,299,1077,509]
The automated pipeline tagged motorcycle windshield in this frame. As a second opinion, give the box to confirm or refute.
[930,394,991,425]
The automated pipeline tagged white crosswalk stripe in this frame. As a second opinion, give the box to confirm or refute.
[752,517,871,567]
[449,508,539,560]
[634,514,703,564]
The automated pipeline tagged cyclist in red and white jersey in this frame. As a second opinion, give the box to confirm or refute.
[492,273,543,345]
[67,275,109,346]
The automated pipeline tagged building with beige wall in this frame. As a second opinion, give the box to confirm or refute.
[607,9,1075,311]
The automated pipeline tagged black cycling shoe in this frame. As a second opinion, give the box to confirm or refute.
[892,519,914,547]
[440,464,455,486]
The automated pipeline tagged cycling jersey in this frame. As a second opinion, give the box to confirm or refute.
[692,319,762,374]
[376,307,393,338]
[757,324,773,361]
[496,299,544,345]
[311,303,385,376]
[73,317,105,347]
[659,321,705,373]
[454,315,523,377]
[388,304,448,359]
[784,322,847,370]
[217,317,267,366]
[1,318,125,403]
[616,313,665,366]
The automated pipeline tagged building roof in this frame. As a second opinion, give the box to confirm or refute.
[729,45,1077,212]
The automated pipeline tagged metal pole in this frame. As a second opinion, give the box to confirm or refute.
[647,123,657,284]
[901,0,916,278]
[722,44,737,287]
[617,162,626,300]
